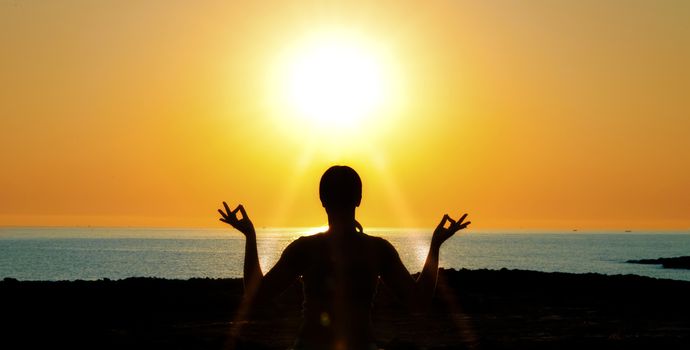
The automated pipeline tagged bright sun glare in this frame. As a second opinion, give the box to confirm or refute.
[281,34,390,132]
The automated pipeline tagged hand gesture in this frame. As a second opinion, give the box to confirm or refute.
[218,202,256,237]
[432,213,470,247]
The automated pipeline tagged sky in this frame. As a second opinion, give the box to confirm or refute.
[1,1,689,230]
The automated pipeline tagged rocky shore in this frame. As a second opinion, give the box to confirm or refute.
[627,256,690,269]
[2,269,689,349]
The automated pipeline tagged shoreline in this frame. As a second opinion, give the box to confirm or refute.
[2,268,689,349]
[627,256,690,269]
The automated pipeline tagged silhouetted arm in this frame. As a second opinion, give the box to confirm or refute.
[218,202,262,295]
[253,239,303,302]
[416,214,470,305]
[379,241,416,306]
[218,202,302,303]
[380,214,470,309]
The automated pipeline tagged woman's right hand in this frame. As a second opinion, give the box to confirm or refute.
[218,202,256,237]
[431,213,470,247]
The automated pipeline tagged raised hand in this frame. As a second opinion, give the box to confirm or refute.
[218,202,256,237]
[431,213,470,247]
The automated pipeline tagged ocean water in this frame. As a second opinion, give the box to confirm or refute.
[1,227,689,281]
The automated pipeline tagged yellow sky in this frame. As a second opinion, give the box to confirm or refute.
[1,1,689,229]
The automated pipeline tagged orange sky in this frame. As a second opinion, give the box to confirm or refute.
[1,1,689,230]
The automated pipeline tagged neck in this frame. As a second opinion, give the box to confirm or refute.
[326,207,356,233]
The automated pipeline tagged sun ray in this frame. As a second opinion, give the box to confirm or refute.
[269,141,319,226]
[364,145,419,228]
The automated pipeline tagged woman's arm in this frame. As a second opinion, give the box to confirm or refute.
[379,213,470,308]
[218,202,302,303]
[218,202,262,294]
[415,214,470,303]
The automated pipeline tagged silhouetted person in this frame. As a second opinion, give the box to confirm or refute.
[218,165,470,350]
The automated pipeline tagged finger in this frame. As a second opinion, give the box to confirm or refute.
[219,218,228,223]
[218,209,228,219]
[452,214,468,230]
[230,205,241,221]
[438,214,449,229]
[238,204,248,220]
[456,213,468,224]
[223,202,232,215]
[447,216,457,228]
[459,221,471,229]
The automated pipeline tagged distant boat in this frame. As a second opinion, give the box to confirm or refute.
[625,230,632,232]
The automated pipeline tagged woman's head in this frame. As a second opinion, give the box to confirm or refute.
[319,165,362,210]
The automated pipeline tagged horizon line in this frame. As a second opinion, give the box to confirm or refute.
[1,225,688,233]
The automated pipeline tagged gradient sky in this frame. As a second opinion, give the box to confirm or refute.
[1,1,689,229]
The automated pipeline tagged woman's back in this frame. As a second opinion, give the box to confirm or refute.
[291,231,386,349]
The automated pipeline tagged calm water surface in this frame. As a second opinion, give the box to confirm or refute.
[1,227,689,281]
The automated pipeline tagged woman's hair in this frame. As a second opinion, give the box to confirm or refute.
[319,165,362,209]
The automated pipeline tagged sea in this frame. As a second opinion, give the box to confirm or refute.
[1,227,689,282]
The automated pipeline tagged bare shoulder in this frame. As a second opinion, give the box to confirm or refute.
[278,233,326,267]
[285,232,326,251]
[361,233,398,256]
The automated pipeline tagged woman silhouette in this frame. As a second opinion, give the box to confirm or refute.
[218,165,470,350]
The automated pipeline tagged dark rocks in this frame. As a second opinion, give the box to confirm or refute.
[1,269,689,349]
[627,256,690,269]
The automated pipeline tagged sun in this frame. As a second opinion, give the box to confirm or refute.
[280,34,390,132]
[264,30,405,150]
[286,41,384,128]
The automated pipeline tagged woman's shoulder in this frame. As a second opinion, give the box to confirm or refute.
[291,232,328,246]
[283,233,326,258]
[359,232,396,251]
